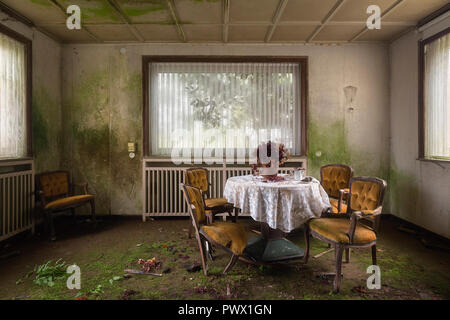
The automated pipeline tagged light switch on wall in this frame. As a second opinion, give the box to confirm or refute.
[128,142,136,159]
[128,142,136,153]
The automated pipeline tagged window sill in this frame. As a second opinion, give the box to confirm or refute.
[0,157,33,163]
[417,157,450,164]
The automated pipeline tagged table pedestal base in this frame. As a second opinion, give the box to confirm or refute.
[244,223,304,263]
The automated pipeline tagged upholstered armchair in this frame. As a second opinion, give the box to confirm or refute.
[185,168,237,238]
[320,164,353,214]
[304,176,387,293]
[35,171,95,241]
[181,184,248,275]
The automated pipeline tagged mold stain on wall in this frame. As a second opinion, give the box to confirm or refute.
[62,51,143,215]
[307,118,389,180]
[388,162,419,220]
[29,0,51,7]
[32,84,62,173]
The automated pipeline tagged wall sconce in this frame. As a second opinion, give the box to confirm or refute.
[344,85,357,112]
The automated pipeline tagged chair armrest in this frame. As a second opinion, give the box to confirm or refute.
[72,182,88,195]
[338,189,349,213]
[347,206,383,243]
[35,190,47,206]
[205,211,214,225]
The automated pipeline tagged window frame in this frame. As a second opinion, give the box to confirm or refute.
[142,55,308,158]
[418,27,450,162]
[0,23,32,159]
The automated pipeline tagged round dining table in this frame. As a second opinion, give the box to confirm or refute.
[223,174,331,263]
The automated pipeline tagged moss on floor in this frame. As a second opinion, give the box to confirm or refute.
[0,217,448,300]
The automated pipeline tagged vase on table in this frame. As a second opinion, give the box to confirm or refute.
[259,160,279,180]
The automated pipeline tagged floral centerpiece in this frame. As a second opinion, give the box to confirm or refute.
[251,141,290,180]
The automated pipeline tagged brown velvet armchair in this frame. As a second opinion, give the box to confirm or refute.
[35,171,95,241]
[304,176,387,293]
[320,164,354,214]
[181,183,248,275]
[185,168,237,238]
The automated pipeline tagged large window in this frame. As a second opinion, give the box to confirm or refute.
[143,57,307,159]
[419,28,450,160]
[0,25,31,159]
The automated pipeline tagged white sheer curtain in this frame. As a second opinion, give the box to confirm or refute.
[0,32,27,159]
[149,62,301,157]
[424,32,450,159]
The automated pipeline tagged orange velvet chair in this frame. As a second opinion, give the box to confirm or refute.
[320,164,354,215]
[35,171,95,241]
[181,184,248,275]
[185,168,237,238]
[304,177,387,293]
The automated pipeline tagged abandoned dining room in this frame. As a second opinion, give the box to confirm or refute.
[0,0,449,302]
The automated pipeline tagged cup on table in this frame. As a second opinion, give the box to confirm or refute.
[293,168,305,181]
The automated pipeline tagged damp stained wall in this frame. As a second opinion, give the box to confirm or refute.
[0,12,63,173]
[61,43,391,216]
[389,18,450,239]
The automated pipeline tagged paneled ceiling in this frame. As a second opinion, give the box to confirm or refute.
[0,0,448,44]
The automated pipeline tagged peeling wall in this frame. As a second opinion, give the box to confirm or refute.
[61,43,390,215]
[390,19,450,239]
[0,13,63,173]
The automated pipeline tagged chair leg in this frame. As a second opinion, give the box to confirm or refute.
[333,244,344,293]
[371,244,377,265]
[206,241,215,261]
[89,200,96,225]
[304,224,310,264]
[223,254,239,274]
[231,207,238,223]
[47,211,56,241]
[196,235,208,276]
[345,248,350,263]
[70,208,76,223]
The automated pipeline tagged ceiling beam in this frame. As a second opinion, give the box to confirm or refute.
[165,0,186,42]
[0,1,62,43]
[306,0,346,42]
[264,0,289,42]
[49,0,100,42]
[105,0,144,42]
[0,1,33,27]
[222,0,230,42]
[350,0,405,42]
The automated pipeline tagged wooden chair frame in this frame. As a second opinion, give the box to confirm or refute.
[35,170,95,241]
[185,167,238,238]
[181,183,247,275]
[304,176,387,293]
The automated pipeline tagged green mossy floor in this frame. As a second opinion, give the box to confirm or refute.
[0,216,448,300]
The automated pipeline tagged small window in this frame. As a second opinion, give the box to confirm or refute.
[419,28,450,161]
[143,57,307,159]
[0,25,31,159]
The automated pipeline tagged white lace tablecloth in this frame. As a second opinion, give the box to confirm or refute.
[223,175,331,233]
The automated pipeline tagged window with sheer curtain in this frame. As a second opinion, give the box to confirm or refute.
[148,61,302,158]
[0,30,28,159]
[422,30,450,160]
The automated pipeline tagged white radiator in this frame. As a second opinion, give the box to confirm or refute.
[142,160,305,221]
[0,159,34,241]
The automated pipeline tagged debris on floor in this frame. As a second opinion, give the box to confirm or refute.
[124,269,162,277]
[120,289,137,300]
[352,286,369,294]
[186,261,202,273]
[138,257,161,272]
